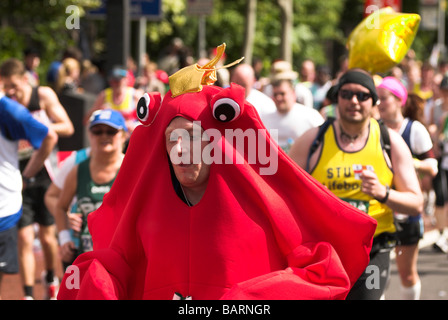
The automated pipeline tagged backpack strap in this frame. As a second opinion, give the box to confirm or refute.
[306,117,392,172]
[306,117,335,172]
[400,119,413,154]
[377,118,392,161]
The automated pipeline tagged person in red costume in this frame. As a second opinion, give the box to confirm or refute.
[57,44,377,300]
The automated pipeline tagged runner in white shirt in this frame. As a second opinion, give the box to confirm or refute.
[263,78,324,152]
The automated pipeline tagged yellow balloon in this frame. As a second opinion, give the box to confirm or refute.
[347,7,421,74]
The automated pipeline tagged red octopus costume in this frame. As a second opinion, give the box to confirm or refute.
[57,44,376,300]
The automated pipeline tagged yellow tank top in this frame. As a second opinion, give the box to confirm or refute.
[413,83,433,101]
[104,87,136,120]
[311,118,395,237]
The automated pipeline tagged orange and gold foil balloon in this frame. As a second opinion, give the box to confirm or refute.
[347,7,420,74]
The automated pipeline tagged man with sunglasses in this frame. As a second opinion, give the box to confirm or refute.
[289,68,423,300]
[54,109,127,268]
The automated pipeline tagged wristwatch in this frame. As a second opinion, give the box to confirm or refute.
[376,185,390,203]
[22,176,36,185]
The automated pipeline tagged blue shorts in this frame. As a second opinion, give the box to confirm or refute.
[396,215,424,246]
[0,225,19,274]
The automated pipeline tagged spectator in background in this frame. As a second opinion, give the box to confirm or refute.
[46,47,82,91]
[54,57,81,95]
[158,37,187,76]
[424,70,444,128]
[23,48,40,87]
[334,54,349,81]
[429,75,448,255]
[252,57,264,84]
[413,62,435,104]
[319,85,339,120]
[310,65,333,110]
[79,59,106,95]
[126,56,137,88]
[300,59,316,88]
[135,61,166,97]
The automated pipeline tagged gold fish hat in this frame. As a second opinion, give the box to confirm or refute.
[169,43,244,97]
[347,7,420,74]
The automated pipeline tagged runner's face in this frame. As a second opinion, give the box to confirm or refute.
[377,87,402,121]
[273,81,296,113]
[89,124,125,153]
[165,117,210,192]
[337,83,373,124]
[2,75,26,103]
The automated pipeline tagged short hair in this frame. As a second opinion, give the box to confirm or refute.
[0,58,26,78]
[271,78,294,89]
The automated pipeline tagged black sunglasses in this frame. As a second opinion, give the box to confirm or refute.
[339,89,372,102]
[90,128,119,136]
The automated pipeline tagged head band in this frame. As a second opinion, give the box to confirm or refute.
[337,70,378,105]
[377,76,408,106]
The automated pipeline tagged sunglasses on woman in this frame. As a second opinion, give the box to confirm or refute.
[90,128,120,136]
[339,89,372,102]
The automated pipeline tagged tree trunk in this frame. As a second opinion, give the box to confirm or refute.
[243,0,257,65]
[277,0,293,64]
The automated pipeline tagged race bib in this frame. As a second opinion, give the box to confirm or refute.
[340,197,370,213]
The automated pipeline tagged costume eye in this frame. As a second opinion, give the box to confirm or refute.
[210,83,245,123]
[137,92,162,126]
[212,98,241,122]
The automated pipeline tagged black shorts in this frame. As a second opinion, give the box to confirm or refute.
[18,180,54,228]
[346,248,391,300]
[396,215,424,246]
[346,233,395,300]
[432,165,448,207]
[0,226,19,274]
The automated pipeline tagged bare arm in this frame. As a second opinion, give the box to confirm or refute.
[55,166,78,233]
[360,128,423,216]
[40,86,74,137]
[415,157,438,178]
[21,127,58,181]
[55,166,78,262]
[44,183,61,218]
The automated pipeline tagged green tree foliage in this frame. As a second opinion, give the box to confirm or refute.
[145,0,346,76]
[0,0,100,83]
[0,0,443,82]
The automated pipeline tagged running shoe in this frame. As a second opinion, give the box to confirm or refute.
[433,234,448,254]
[41,271,59,300]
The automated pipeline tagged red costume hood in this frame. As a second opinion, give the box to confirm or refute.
[58,47,376,300]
